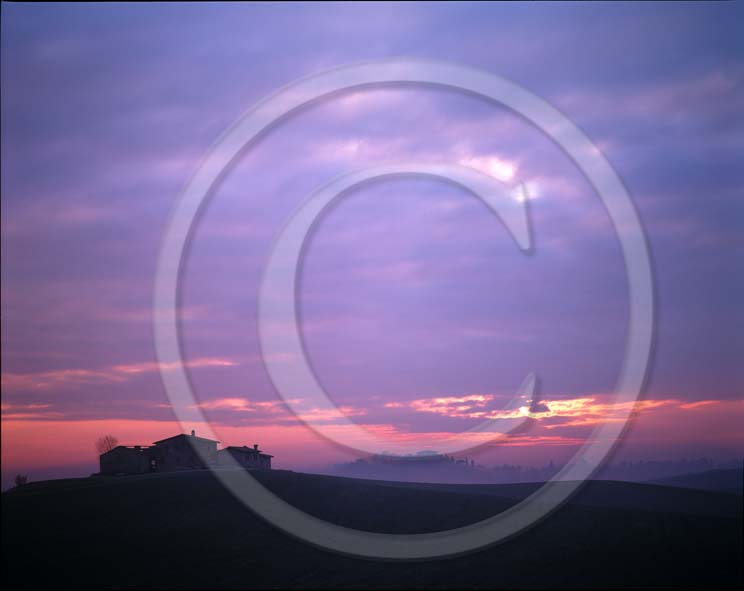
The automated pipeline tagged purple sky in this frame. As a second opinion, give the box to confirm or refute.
[2,2,743,484]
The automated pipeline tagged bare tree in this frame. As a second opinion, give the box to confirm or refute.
[95,435,119,455]
[14,474,28,488]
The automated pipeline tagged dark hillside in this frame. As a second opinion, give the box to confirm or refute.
[3,470,742,588]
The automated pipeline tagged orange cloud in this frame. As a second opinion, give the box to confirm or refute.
[390,393,720,430]
[679,400,720,410]
[408,394,493,417]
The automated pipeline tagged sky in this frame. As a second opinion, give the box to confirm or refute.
[2,2,743,487]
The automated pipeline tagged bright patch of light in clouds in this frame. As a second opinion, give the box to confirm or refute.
[459,155,517,182]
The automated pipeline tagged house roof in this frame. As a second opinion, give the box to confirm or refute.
[221,446,273,458]
[102,445,151,455]
[152,433,219,445]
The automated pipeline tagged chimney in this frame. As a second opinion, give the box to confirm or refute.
[191,429,196,437]
[253,444,259,451]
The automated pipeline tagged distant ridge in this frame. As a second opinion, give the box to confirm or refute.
[648,467,743,494]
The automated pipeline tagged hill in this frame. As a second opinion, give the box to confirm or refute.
[3,469,742,588]
[648,467,743,493]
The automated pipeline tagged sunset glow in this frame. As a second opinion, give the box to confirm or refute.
[2,2,742,490]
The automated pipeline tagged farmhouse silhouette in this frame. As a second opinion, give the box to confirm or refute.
[99,430,272,475]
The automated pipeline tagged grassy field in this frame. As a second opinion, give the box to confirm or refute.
[3,469,742,588]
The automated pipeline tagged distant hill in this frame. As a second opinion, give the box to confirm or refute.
[332,456,743,486]
[648,467,743,493]
[356,476,742,518]
[3,470,742,588]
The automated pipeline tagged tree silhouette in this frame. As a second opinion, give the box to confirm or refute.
[95,435,119,455]
[14,474,28,487]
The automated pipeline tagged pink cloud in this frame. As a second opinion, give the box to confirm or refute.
[1,357,238,392]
